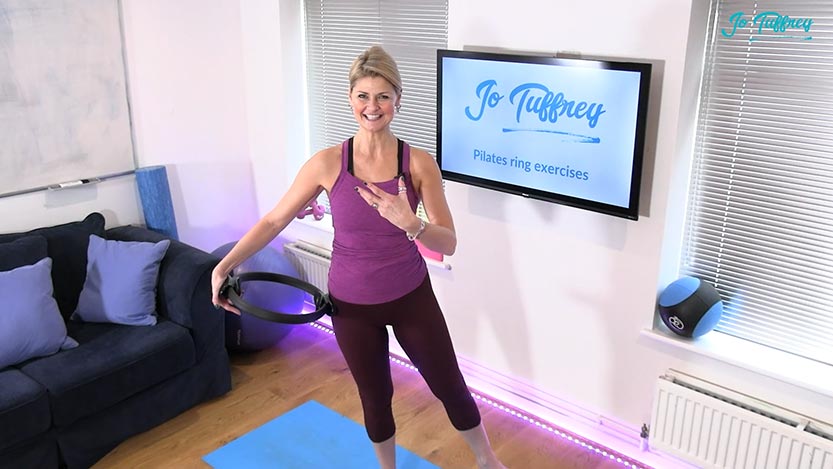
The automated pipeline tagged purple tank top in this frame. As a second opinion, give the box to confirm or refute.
[327,138,428,304]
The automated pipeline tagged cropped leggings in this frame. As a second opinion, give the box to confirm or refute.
[330,274,481,442]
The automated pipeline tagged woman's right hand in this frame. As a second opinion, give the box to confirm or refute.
[207,144,336,317]
[211,265,241,315]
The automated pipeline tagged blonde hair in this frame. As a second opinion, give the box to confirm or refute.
[348,45,402,95]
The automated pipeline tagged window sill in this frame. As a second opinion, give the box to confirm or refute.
[640,328,833,399]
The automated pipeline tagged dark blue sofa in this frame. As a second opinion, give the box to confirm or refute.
[0,213,231,469]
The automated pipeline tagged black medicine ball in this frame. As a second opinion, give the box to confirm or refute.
[658,276,723,338]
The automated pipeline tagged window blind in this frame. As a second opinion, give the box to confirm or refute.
[303,0,448,159]
[682,1,833,365]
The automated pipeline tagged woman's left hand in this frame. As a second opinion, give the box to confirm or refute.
[356,175,420,232]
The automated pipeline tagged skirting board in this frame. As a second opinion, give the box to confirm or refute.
[451,355,694,469]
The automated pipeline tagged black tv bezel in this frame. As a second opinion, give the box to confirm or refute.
[436,49,652,221]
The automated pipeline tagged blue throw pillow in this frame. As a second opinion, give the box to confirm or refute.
[0,258,79,369]
[72,235,170,326]
[0,212,106,319]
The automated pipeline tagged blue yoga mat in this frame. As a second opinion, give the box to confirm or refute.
[203,400,439,469]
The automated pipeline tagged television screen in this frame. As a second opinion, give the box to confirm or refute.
[437,49,651,220]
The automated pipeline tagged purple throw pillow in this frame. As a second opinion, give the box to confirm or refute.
[72,235,170,326]
[0,258,79,369]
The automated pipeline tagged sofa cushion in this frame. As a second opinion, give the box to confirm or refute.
[0,258,79,369]
[0,368,51,452]
[0,235,48,272]
[0,213,105,319]
[73,235,171,326]
[20,319,195,427]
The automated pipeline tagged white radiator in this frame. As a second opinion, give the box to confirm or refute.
[283,240,331,293]
[650,370,833,469]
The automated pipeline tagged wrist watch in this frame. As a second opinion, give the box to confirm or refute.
[407,219,426,241]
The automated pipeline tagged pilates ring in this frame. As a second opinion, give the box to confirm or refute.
[219,272,335,324]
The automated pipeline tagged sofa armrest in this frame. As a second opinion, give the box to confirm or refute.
[105,226,222,355]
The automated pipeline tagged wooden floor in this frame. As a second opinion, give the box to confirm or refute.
[94,324,635,469]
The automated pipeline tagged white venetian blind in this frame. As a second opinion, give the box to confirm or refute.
[303,0,448,158]
[681,1,833,364]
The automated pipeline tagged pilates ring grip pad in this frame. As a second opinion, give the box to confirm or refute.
[219,272,335,324]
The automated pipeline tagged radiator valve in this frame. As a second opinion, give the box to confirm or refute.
[640,423,650,451]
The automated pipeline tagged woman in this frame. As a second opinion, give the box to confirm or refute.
[211,45,506,469]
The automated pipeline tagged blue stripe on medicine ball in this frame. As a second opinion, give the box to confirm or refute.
[658,276,700,307]
[692,301,723,338]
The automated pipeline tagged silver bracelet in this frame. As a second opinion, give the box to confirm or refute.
[407,219,426,241]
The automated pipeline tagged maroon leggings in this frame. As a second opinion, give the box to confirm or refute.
[330,275,481,442]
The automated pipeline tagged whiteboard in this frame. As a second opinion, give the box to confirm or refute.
[0,0,135,197]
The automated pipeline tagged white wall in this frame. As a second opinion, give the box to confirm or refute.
[118,0,305,252]
[119,0,261,252]
[4,0,831,447]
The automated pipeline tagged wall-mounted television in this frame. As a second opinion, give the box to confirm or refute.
[437,49,652,220]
